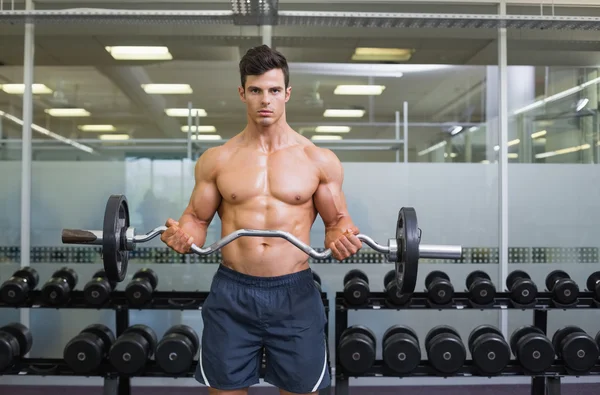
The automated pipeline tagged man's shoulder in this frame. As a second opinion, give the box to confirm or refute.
[302,143,340,167]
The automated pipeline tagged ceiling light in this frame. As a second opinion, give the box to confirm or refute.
[576,98,589,112]
[311,135,343,141]
[535,144,590,159]
[508,139,520,146]
[418,141,447,156]
[141,84,192,94]
[192,134,222,140]
[352,47,414,62]
[78,125,116,132]
[508,153,519,159]
[45,108,90,117]
[165,108,207,117]
[105,46,173,60]
[334,85,386,95]
[531,130,547,139]
[315,126,351,133]
[1,84,53,94]
[181,125,217,133]
[468,126,479,132]
[450,126,463,135]
[98,134,130,141]
[323,109,365,118]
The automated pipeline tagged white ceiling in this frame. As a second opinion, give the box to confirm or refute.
[0,0,599,158]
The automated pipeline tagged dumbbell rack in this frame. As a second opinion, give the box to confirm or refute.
[0,289,331,395]
[334,290,600,395]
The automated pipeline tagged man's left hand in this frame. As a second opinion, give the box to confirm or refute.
[327,226,363,261]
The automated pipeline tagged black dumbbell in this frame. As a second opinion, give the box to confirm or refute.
[506,270,537,305]
[383,269,410,305]
[382,325,420,374]
[84,270,116,306]
[109,324,157,374]
[338,325,376,375]
[64,324,116,373]
[125,268,158,306]
[467,325,510,375]
[156,325,200,374]
[343,269,370,305]
[41,267,78,305]
[466,271,496,305]
[312,271,322,292]
[545,270,578,305]
[509,326,554,373]
[552,326,598,373]
[586,271,600,301]
[425,325,466,375]
[0,323,33,372]
[425,271,454,305]
[0,267,39,304]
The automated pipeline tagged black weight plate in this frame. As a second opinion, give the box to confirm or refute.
[383,333,421,374]
[383,325,418,346]
[84,278,112,305]
[552,326,583,352]
[63,332,104,373]
[428,279,453,305]
[134,268,158,290]
[468,325,502,350]
[0,279,28,304]
[83,324,116,351]
[0,323,32,356]
[516,334,554,373]
[338,333,376,374]
[344,278,369,305]
[428,336,466,374]
[510,279,537,305]
[509,326,544,354]
[425,325,460,348]
[425,271,449,289]
[14,267,39,288]
[126,279,153,305]
[125,325,158,354]
[41,279,69,304]
[343,269,369,285]
[470,280,495,305]
[545,270,568,291]
[586,271,600,293]
[561,333,599,372]
[385,280,411,306]
[383,270,395,288]
[54,267,78,290]
[109,335,149,374]
[471,334,510,375]
[396,207,418,295]
[506,270,530,290]
[554,280,579,304]
[166,325,200,354]
[342,325,376,347]
[0,332,19,371]
[156,334,195,374]
[103,194,130,283]
[466,270,490,289]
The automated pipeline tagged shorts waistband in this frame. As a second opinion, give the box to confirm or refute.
[215,264,314,288]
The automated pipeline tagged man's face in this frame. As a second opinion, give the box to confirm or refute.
[239,68,291,127]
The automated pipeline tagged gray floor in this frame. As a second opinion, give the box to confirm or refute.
[1,384,598,394]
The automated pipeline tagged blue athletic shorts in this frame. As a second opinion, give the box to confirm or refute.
[195,264,330,393]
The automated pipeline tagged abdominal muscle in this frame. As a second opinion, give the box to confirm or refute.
[217,199,317,277]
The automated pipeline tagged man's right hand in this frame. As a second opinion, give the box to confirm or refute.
[160,218,195,254]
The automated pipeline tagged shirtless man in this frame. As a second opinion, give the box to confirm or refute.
[160,45,363,395]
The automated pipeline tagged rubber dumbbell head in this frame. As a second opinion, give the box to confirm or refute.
[425,270,454,305]
[125,268,158,306]
[467,325,510,375]
[41,267,78,305]
[552,326,599,373]
[0,323,33,371]
[466,270,496,305]
[84,270,114,306]
[545,270,578,305]
[64,324,115,373]
[343,269,370,306]
[109,324,157,374]
[510,326,554,373]
[506,270,537,305]
[382,325,420,374]
[586,271,600,300]
[425,325,466,375]
[383,269,410,305]
[0,267,39,305]
[338,325,376,375]
[156,325,200,374]
[312,271,322,292]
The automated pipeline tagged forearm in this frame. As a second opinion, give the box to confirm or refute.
[324,215,357,246]
[178,212,209,247]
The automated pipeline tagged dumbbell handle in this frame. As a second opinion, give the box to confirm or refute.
[62,226,462,261]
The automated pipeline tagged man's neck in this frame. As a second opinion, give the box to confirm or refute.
[243,120,293,153]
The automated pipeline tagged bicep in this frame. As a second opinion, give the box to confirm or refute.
[313,151,349,227]
[185,150,222,224]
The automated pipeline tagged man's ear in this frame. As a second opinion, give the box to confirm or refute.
[238,86,246,102]
[285,85,292,103]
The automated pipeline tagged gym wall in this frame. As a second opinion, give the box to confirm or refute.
[1,160,598,384]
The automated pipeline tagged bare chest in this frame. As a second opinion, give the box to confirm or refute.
[216,152,319,205]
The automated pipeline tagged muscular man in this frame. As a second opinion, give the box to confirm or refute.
[161,45,363,395]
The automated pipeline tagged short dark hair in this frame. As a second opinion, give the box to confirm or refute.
[239,45,289,89]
